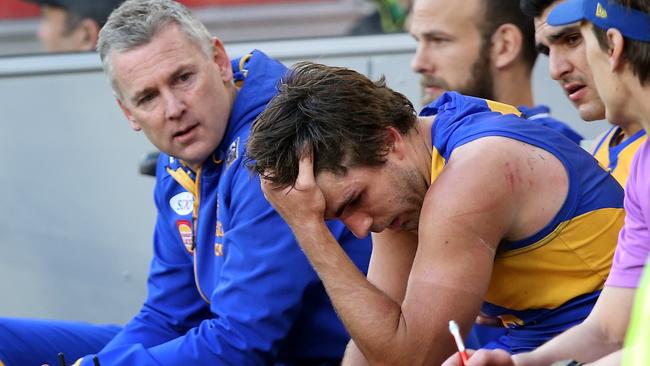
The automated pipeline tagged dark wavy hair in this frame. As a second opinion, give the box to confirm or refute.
[519,0,556,17]
[246,61,417,188]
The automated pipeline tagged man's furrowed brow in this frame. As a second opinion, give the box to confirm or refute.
[547,25,580,43]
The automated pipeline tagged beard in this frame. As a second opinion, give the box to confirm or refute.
[380,160,429,233]
[420,41,495,105]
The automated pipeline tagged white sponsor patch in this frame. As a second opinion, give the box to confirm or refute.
[169,192,194,216]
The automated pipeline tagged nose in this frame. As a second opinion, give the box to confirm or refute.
[341,211,373,239]
[163,91,186,121]
[548,49,572,81]
[411,42,431,74]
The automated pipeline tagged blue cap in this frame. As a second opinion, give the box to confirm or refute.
[548,0,650,42]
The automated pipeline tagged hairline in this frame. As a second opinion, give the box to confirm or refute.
[103,20,213,101]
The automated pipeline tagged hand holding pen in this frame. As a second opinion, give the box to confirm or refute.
[449,320,470,366]
[442,326,516,366]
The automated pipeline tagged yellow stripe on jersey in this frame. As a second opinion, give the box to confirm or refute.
[430,147,446,183]
[593,129,647,187]
[486,100,522,117]
[485,207,624,310]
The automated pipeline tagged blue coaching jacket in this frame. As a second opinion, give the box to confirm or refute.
[79,50,372,365]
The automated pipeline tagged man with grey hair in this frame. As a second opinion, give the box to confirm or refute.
[0,1,370,365]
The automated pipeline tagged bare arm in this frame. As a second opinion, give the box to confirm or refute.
[261,137,560,365]
[588,349,623,366]
[443,288,634,366]
[343,230,418,366]
[513,286,635,365]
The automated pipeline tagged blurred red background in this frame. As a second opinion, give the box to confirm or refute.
[0,0,323,19]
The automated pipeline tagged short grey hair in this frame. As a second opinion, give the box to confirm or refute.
[97,0,213,95]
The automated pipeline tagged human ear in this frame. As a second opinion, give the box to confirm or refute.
[490,23,522,69]
[117,97,141,131]
[211,37,234,83]
[386,127,406,160]
[607,28,625,72]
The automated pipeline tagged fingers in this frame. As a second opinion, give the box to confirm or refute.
[442,349,516,366]
[442,350,476,366]
[295,153,316,190]
[467,349,514,366]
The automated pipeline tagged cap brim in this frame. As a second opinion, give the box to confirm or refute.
[548,0,587,26]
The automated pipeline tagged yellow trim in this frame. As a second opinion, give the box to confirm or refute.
[235,52,253,88]
[238,52,253,73]
[486,207,623,310]
[166,167,197,196]
[498,314,524,328]
[430,147,446,183]
[166,165,210,304]
[593,130,647,187]
[191,167,210,304]
[0,360,5,366]
[72,358,83,366]
[592,129,614,173]
[496,220,570,258]
[596,2,608,18]
[485,99,521,116]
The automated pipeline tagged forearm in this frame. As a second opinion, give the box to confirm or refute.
[514,286,634,366]
[588,349,622,366]
[513,319,621,366]
[292,222,409,364]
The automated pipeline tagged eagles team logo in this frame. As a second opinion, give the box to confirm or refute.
[170,192,194,216]
[225,137,240,169]
[176,219,194,252]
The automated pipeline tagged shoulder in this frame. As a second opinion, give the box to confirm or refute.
[427,136,568,240]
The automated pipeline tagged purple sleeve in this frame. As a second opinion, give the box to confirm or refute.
[606,142,650,288]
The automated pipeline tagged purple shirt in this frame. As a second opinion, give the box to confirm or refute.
[607,141,650,288]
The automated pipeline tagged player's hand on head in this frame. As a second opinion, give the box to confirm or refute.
[260,153,326,227]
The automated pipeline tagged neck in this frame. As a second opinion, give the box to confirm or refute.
[411,116,435,184]
[617,120,644,140]
[620,73,650,132]
[492,64,534,107]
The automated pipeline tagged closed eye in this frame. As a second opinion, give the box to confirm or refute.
[137,91,157,106]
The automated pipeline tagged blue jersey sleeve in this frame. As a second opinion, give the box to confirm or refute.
[78,155,328,365]
[99,215,212,349]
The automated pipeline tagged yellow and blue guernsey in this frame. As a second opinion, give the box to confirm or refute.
[422,92,625,353]
[592,126,646,187]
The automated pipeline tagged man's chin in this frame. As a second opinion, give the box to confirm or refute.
[422,93,443,106]
[577,103,606,122]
